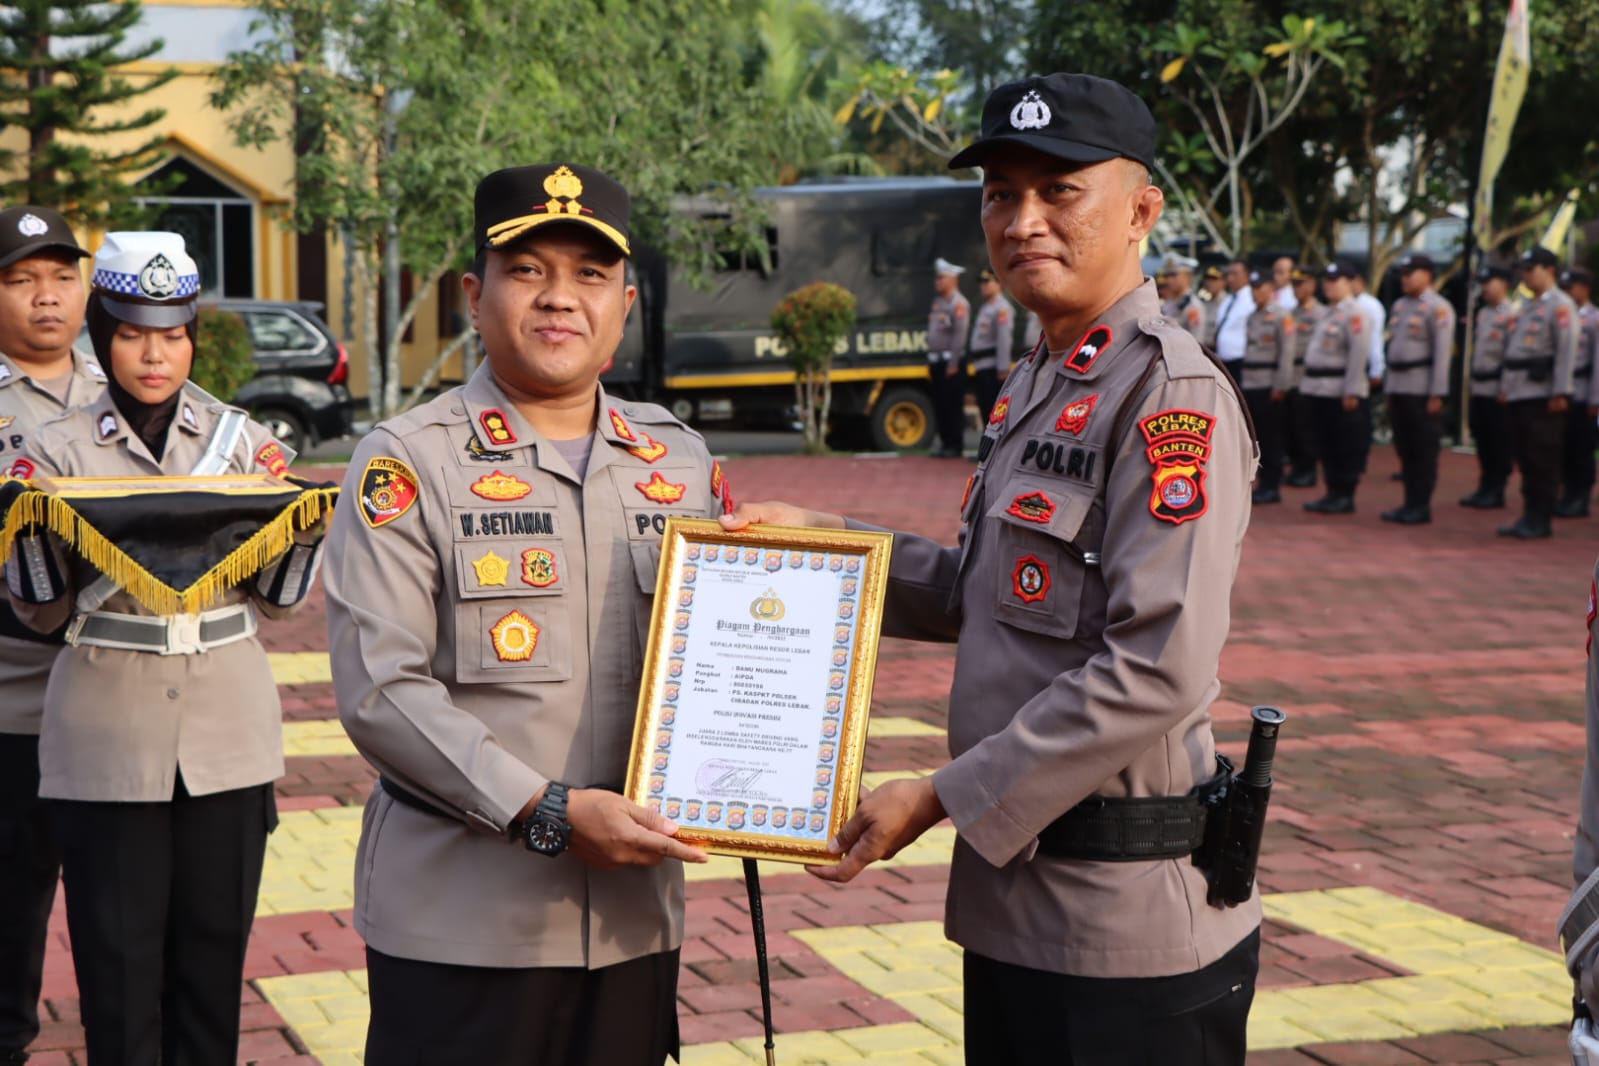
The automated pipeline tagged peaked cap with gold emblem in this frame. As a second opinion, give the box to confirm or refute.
[474,163,631,258]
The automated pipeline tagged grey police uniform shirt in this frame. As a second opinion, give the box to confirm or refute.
[1299,298,1373,399]
[851,280,1260,978]
[1163,291,1207,342]
[1240,302,1294,392]
[1500,287,1579,402]
[1384,290,1456,398]
[0,348,105,734]
[1577,304,1599,407]
[1288,301,1325,389]
[5,384,298,800]
[323,366,728,969]
[968,296,1015,372]
[927,291,970,365]
[1471,302,1516,399]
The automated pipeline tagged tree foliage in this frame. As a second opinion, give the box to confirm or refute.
[192,307,257,403]
[0,0,177,228]
[772,281,856,454]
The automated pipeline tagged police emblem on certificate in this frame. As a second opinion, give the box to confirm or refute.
[624,519,892,864]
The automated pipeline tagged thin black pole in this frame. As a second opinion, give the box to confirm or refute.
[742,858,777,1066]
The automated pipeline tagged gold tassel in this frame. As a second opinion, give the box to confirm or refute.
[0,486,338,615]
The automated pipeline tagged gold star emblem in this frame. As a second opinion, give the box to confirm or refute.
[470,549,511,587]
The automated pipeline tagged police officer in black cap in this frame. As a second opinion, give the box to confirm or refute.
[1463,265,1516,508]
[1498,246,1578,538]
[1380,253,1455,524]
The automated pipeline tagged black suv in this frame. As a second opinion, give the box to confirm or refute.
[214,300,354,454]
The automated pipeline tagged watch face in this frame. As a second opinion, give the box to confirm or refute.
[526,817,569,855]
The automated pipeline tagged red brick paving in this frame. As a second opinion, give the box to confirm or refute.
[21,443,1599,1063]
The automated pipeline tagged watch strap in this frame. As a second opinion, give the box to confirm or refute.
[535,781,570,824]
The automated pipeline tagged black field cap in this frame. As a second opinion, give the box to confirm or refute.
[1397,253,1435,273]
[1248,270,1266,286]
[475,163,630,258]
[1562,267,1592,287]
[1521,246,1561,269]
[1324,260,1360,280]
[949,73,1156,171]
[1203,265,1224,280]
[0,206,87,269]
[1478,265,1513,283]
[1291,267,1314,283]
[978,267,999,283]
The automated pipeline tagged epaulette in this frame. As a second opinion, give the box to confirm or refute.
[1138,315,1218,381]
[379,387,465,437]
[612,399,709,445]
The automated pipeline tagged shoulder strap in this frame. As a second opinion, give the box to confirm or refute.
[191,407,249,476]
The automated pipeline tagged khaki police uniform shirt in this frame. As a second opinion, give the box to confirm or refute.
[852,281,1260,978]
[1577,304,1599,407]
[927,292,970,365]
[1471,301,1516,399]
[1288,300,1324,390]
[7,384,297,800]
[968,296,1015,372]
[1500,287,1578,402]
[1300,298,1372,399]
[1384,291,1456,398]
[1240,303,1294,392]
[0,349,105,733]
[323,367,727,969]
[1162,291,1207,343]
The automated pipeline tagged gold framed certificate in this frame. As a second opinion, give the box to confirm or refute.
[624,519,893,864]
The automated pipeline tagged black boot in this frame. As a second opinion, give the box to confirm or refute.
[1381,505,1431,524]
[1284,470,1317,488]
[1555,495,1591,518]
[1305,494,1355,514]
[1459,487,1505,509]
[1252,486,1282,505]
[1497,514,1553,538]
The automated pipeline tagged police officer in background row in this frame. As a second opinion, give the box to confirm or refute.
[324,163,725,1065]
[727,72,1261,1066]
[1200,264,1225,346]
[1241,269,1294,504]
[928,257,971,457]
[967,267,1015,426]
[1160,255,1206,342]
[1380,254,1456,525]
[1462,266,1517,509]
[1558,268,1598,518]
[1301,261,1373,515]
[1284,267,1324,487]
[0,206,97,1066]
[1498,246,1578,539]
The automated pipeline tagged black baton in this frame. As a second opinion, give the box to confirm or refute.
[1206,705,1286,908]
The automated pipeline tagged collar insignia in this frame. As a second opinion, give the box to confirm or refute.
[86,360,105,379]
[0,416,12,429]
[609,408,638,442]
[627,433,667,462]
[479,409,518,446]
[1064,325,1112,374]
[98,411,118,439]
[181,402,199,429]
[0,363,12,383]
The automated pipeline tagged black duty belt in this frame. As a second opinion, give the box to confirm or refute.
[1577,367,1593,379]
[1302,366,1346,378]
[1471,369,1503,381]
[1037,757,1232,862]
[969,347,997,358]
[1386,358,1430,371]
[1503,357,1554,371]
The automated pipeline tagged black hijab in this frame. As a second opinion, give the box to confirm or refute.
[86,293,198,462]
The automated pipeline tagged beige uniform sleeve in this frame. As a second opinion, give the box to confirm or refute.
[932,372,1250,865]
[1344,310,1372,397]
[1273,315,1296,393]
[324,430,543,832]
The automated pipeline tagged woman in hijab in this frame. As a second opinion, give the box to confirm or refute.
[4,232,323,1065]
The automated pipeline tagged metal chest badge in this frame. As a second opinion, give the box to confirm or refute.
[1139,409,1216,525]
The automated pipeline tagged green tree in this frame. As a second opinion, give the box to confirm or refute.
[771,281,856,454]
[0,0,177,228]
[192,307,257,403]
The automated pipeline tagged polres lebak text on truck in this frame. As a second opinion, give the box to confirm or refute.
[600,177,1028,450]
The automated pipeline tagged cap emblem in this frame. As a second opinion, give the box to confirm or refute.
[16,213,48,238]
[542,165,586,217]
[1009,90,1052,131]
[138,254,179,298]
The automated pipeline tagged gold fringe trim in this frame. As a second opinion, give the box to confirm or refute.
[0,484,338,615]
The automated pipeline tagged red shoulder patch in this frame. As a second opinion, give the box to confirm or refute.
[1139,409,1216,525]
[988,397,1010,426]
[359,456,420,529]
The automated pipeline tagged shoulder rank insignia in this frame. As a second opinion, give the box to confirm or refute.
[711,460,734,515]
[97,411,118,439]
[479,409,518,446]
[466,433,513,463]
[0,416,13,429]
[988,397,1010,426]
[1007,490,1055,524]
[1064,325,1112,374]
[470,470,533,502]
[489,609,540,662]
[255,440,289,477]
[359,456,420,529]
[609,408,638,442]
[521,547,557,588]
[1138,409,1216,526]
[627,433,668,463]
[1012,555,1050,603]
[1055,394,1098,436]
[636,470,687,504]
[181,403,199,430]
[470,549,510,587]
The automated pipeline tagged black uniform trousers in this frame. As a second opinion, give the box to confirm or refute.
[1242,388,1284,491]
[1305,394,1371,497]
[929,355,965,452]
[0,733,60,1057]
[1387,393,1443,508]
[1468,394,1513,493]
[963,928,1259,1066]
[364,946,681,1066]
[1285,387,1318,477]
[50,779,274,1066]
[1505,398,1564,520]
[970,348,1002,429]
[1561,396,1599,503]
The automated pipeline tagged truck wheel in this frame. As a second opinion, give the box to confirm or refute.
[869,387,934,451]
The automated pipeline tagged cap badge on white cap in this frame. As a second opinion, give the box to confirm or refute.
[16,214,48,238]
[1010,91,1051,131]
[138,254,179,298]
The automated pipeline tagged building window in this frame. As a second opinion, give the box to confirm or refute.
[135,157,256,299]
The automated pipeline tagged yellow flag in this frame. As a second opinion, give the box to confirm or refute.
[1474,0,1532,251]
[1540,188,1580,254]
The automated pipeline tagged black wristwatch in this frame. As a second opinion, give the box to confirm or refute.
[519,782,572,857]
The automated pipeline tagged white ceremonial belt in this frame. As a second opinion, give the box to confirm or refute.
[64,604,256,656]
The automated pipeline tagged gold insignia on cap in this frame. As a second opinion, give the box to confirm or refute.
[470,549,511,587]
[490,609,540,662]
[542,165,585,216]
